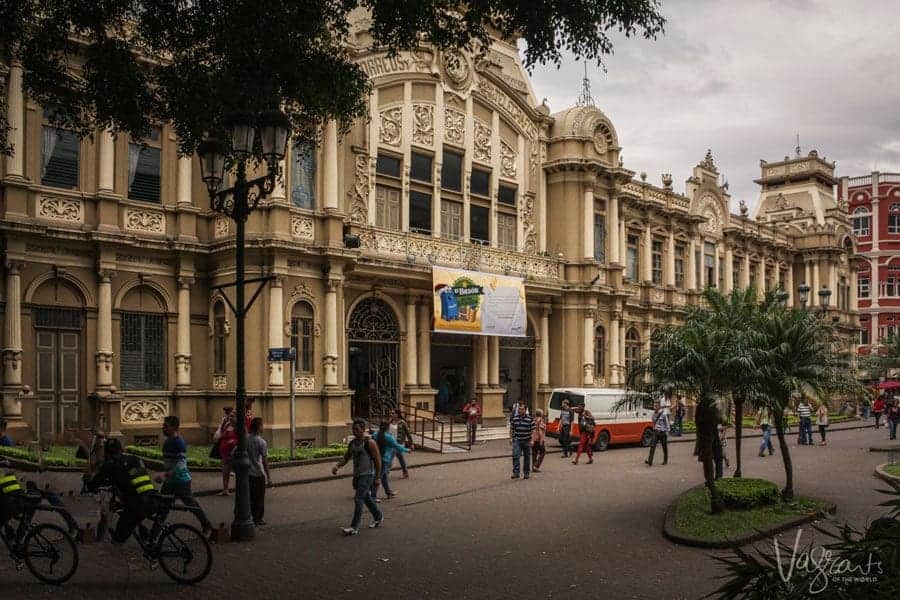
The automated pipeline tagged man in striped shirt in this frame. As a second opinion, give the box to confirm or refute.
[509,404,535,479]
[796,399,813,445]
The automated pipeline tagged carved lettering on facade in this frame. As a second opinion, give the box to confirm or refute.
[38,196,83,223]
[444,109,465,145]
[122,400,168,424]
[114,253,175,267]
[357,51,432,79]
[291,214,315,241]
[412,104,434,146]
[124,209,165,234]
[379,107,402,146]
[25,244,93,258]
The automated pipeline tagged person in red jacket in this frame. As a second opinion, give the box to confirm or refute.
[873,396,886,429]
[462,398,482,449]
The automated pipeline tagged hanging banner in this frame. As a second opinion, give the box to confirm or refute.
[432,267,527,336]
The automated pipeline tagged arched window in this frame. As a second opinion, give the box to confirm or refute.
[852,206,871,237]
[594,325,606,379]
[291,301,314,374]
[291,142,316,209]
[625,327,641,378]
[213,301,227,374]
[889,203,900,234]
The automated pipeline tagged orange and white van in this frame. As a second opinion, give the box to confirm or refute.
[545,388,655,451]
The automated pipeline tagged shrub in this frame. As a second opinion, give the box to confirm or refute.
[714,478,780,510]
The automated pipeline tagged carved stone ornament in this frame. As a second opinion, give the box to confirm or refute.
[347,154,370,225]
[379,107,402,146]
[294,376,316,391]
[212,375,227,390]
[500,141,517,178]
[442,50,471,90]
[699,149,717,172]
[291,214,314,241]
[121,400,168,424]
[473,120,492,162]
[124,209,165,234]
[214,215,231,237]
[412,104,434,146]
[38,196,83,223]
[290,282,315,300]
[520,193,538,254]
[444,109,465,145]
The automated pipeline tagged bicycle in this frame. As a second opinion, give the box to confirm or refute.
[94,487,212,585]
[1,485,80,584]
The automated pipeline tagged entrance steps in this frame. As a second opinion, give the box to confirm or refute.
[433,418,510,445]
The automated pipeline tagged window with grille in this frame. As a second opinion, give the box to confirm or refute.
[651,240,663,285]
[624,328,641,378]
[594,214,606,263]
[409,191,432,234]
[852,207,871,237]
[213,303,227,374]
[441,200,463,241]
[704,243,716,288]
[626,235,639,281]
[674,244,685,288]
[128,129,162,203]
[120,313,165,390]
[291,142,316,209]
[291,302,314,374]
[41,109,80,189]
[470,205,490,244]
[442,150,462,192]
[497,213,516,250]
[890,204,900,234]
[375,185,401,230]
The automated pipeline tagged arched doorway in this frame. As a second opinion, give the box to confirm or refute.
[347,298,400,420]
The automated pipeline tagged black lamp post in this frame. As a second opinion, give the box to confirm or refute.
[798,282,811,310]
[776,290,790,307]
[197,109,290,542]
[818,285,832,316]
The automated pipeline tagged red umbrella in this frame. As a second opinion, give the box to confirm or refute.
[875,381,900,390]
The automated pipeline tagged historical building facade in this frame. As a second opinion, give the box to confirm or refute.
[0,26,858,447]
[839,171,900,356]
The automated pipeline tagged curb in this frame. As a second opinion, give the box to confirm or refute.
[666,420,866,445]
[662,485,836,549]
[874,463,900,484]
[869,445,900,453]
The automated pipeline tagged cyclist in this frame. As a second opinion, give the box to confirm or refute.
[84,438,158,543]
[0,458,24,532]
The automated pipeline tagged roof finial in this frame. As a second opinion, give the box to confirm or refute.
[576,61,595,108]
[795,133,801,158]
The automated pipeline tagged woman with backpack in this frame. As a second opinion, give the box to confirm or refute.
[572,407,595,465]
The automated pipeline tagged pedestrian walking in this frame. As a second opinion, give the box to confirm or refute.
[509,403,535,478]
[645,402,671,467]
[332,418,383,536]
[672,398,686,437]
[796,398,813,445]
[887,400,900,441]
[391,410,414,477]
[247,417,272,526]
[873,397,885,429]
[860,397,871,420]
[757,408,774,457]
[572,407,595,465]
[216,410,238,495]
[531,409,547,472]
[816,402,829,446]
[370,420,408,500]
[462,398,482,449]
[156,415,213,534]
[558,399,575,457]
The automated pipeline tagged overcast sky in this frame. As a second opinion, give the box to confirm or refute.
[526,0,900,211]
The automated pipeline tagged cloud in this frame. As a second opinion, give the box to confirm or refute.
[525,0,900,211]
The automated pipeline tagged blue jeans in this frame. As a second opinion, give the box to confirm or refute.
[672,414,683,436]
[890,420,898,440]
[371,463,393,498]
[352,474,382,530]
[160,479,212,531]
[512,438,531,476]
[799,418,813,445]
[759,425,773,455]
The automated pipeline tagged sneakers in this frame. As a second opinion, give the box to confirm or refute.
[342,527,358,536]
[386,492,397,499]
[369,518,384,529]
[758,452,765,457]
[524,474,530,479]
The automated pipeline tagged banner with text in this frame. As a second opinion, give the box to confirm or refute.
[432,267,527,337]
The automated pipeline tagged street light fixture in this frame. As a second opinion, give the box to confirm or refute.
[776,290,790,307]
[798,282,810,310]
[818,285,831,315]
[197,109,291,542]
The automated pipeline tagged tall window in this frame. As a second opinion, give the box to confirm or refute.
[442,149,462,192]
[291,302,314,374]
[213,302,227,374]
[890,204,900,234]
[594,325,606,380]
[704,243,716,288]
[594,214,606,263]
[128,128,162,202]
[674,244,685,288]
[651,240,663,285]
[470,169,490,198]
[410,152,432,183]
[718,258,725,290]
[470,205,489,244]
[290,142,316,209]
[120,313,165,390]
[41,108,80,189]
[409,191,432,234]
[883,275,900,297]
[375,185,401,230]
[625,328,641,379]
[858,272,870,298]
[859,327,870,346]
[733,259,741,289]
[441,200,463,241]
[626,234,639,281]
[852,207,871,237]
[497,213,516,250]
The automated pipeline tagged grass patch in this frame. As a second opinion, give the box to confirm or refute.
[0,445,87,467]
[885,463,900,478]
[125,444,346,467]
[672,480,830,542]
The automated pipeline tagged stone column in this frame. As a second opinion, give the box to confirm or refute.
[665,230,676,287]
[5,62,25,178]
[724,247,734,293]
[539,308,550,385]
[872,198,880,252]
[811,260,820,303]
[488,337,500,386]
[175,277,193,388]
[583,311,595,385]
[756,261,766,300]
[417,302,431,387]
[741,252,751,289]
[850,270,859,312]
[619,220,627,272]
[98,129,116,192]
[2,262,24,387]
[872,259,880,309]
[642,226,653,283]
[404,297,417,386]
[323,279,339,387]
[583,188,594,260]
[95,271,114,390]
[608,195,620,264]
[687,239,697,290]
[267,278,284,387]
[323,120,339,210]
[785,262,794,306]
[176,154,192,205]
[608,312,620,386]
[713,243,721,290]
[476,336,488,386]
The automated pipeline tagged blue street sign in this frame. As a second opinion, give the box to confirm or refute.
[267,347,295,362]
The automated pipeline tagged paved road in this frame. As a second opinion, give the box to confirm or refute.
[3,426,893,599]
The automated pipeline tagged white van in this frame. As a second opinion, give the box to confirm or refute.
[545,388,655,451]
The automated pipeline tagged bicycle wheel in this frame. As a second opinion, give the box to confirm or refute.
[156,523,212,585]
[22,523,79,584]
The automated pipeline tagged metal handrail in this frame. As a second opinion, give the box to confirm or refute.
[400,402,459,453]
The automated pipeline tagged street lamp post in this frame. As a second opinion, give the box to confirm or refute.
[818,285,832,316]
[197,109,290,542]
[798,282,811,310]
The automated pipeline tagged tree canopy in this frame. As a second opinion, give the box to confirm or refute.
[0,0,665,157]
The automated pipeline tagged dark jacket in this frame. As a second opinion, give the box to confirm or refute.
[86,454,155,505]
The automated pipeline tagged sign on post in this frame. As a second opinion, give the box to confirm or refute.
[267,347,297,459]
